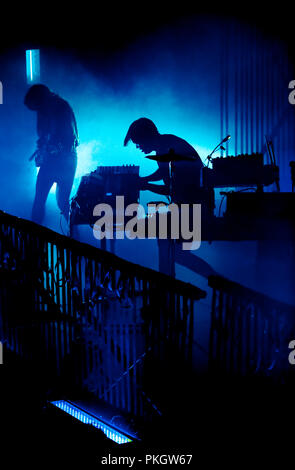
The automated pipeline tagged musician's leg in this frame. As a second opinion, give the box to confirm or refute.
[56,156,77,222]
[56,180,73,222]
[32,166,54,224]
[175,243,218,278]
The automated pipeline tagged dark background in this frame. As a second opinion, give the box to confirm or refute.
[1,4,295,61]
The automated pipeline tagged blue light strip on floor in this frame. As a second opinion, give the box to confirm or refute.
[50,400,132,445]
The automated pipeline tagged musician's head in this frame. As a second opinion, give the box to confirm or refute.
[24,84,51,110]
[124,118,160,154]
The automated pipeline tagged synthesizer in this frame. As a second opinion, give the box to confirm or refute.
[202,153,279,188]
[70,165,140,225]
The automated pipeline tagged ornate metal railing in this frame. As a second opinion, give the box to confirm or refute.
[208,275,295,382]
[0,210,206,424]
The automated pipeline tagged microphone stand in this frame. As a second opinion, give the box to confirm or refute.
[205,139,228,167]
[265,136,280,192]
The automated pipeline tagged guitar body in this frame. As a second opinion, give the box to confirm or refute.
[31,141,68,167]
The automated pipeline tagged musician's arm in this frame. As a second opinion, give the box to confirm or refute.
[140,183,169,196]
[140,168,164,183]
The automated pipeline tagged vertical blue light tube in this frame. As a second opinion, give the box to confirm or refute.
[26,49,40,84]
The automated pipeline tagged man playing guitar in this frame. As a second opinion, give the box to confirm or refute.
[25,84,79,224]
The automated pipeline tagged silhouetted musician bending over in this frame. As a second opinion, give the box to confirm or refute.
[25,84,79,224]
[123,117,203,203]
[124,118,217,279]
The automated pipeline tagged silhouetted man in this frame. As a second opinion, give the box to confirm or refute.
[124,117,218,279]
[25,84,78,224]
[124,117,203,203]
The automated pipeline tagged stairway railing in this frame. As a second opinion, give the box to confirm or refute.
[0,210,206,423]
[208,274,295,381]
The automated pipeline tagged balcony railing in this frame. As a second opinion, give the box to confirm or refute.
[2,208,295,433]
[0,210,206,425]
[208,274,295,382]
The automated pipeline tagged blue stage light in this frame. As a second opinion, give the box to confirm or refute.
[26,50,40,84]
[50,400,133,445]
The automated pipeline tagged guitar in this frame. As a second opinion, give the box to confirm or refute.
[29,136,76,167]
